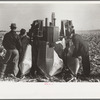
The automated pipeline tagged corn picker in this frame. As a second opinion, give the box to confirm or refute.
[26,12,80,78]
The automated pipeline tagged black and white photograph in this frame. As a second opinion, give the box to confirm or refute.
[0,1,100,99]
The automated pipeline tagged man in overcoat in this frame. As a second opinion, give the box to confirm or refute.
[0,23,22,78]
[66,26,90,77]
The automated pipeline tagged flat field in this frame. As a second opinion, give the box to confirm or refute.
[0,30,100,82]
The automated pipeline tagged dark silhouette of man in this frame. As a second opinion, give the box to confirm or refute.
[0,23,22,78]
[66,26,90,77]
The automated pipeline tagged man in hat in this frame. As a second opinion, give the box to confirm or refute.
[0,23,22,78]
[72,33,90,77]
[65,25,90,77]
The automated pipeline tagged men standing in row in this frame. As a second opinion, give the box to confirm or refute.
[0,23,22,78]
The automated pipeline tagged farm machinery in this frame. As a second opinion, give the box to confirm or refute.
[27,12,78,77]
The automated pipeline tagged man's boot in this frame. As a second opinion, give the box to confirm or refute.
[0,64,7,79]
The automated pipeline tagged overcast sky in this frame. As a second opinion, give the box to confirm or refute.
[0,2,100,31]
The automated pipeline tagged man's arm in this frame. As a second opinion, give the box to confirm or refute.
[17,35,22,53]
[2,34,7,49]
[72,38,79,57]
[27,29,34,45]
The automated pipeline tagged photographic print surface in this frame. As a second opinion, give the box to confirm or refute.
[0,1,100,99]
[0,1,100,83]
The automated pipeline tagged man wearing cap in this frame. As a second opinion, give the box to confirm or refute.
[65,25,90,77]
[72,33,90,77]
[0,23,22,78]
[18,28,30,78]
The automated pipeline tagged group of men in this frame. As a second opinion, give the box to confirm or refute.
[0,22,90,80]
[0,23,29,78]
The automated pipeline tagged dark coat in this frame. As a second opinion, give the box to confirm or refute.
[2,30,22,52]
[19,35,30,62]
[72,34,89,57]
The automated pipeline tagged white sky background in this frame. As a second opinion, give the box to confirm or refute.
[0,2,100,31]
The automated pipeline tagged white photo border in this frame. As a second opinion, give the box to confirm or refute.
[0,1,100,99]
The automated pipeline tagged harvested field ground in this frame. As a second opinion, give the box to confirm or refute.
[0,30,100,82]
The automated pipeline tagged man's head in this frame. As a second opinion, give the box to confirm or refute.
[31,21,39,28]
[19,28,26,38]
[66,25,75,38]
[10,23,17,31]
[65,27,72,38]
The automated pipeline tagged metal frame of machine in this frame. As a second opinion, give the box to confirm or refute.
[28,12,74,77]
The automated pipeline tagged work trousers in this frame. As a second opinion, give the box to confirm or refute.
[3,49,19,76]
[82,54,90,76]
